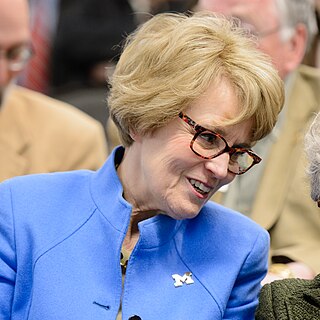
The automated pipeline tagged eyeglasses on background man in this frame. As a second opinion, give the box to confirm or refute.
[0,43,33,72]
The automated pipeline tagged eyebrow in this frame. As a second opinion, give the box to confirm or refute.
[0,41,31,51]
[233,142,252,149]
[200,123,253,149]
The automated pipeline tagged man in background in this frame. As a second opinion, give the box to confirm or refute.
[197,0,320,281]
[0,0,107,183]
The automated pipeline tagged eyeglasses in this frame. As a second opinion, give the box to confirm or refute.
[252,25,282,39]
[179,112,262,175]
[0,44,34,72]
[240,21,281,39]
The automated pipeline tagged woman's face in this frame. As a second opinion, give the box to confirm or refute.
[130,79,253,220]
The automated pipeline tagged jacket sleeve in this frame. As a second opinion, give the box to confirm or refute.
[223,229,270,320]
[0,180,16,319]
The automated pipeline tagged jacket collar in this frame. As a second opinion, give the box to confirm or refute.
[90,146,182,248]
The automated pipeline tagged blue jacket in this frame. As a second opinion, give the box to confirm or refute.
[0,148,269,319]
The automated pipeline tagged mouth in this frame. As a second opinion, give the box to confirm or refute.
[189,178,213,197]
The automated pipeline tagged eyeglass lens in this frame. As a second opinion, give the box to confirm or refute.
[192,131,254,174]
[0,45,33,71]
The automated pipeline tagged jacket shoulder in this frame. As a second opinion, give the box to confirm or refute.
[202,200,267,236]
[0,171,97,244]
[8,86,108,169]
[12,86,104,132]
[180,200,269,262]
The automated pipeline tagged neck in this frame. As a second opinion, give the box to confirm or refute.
[117,145,161,248]
[122,210,157,251]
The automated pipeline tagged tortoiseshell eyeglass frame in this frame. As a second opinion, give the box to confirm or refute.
[178,112,262,175]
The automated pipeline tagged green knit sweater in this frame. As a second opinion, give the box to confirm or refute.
[255,274,320,319]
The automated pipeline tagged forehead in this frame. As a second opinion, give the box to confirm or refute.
[187,78,239,119]
[184,78,253,143]
[200,0,279,28]
[0,0,30,48]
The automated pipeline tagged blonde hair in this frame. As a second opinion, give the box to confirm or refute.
[108,11,284,146]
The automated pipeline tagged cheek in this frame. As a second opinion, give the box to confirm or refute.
[8,70,19,84]
[149,150,195,180]
[225,173,236,186]
[213,173,236,196]
[149,132,194,163]
[140,128,199,184]
[259,38,287,64]
[143,138,196,182]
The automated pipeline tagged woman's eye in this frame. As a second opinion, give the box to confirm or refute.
[199,132,217,144]
[196,131,225,150]
[230,152,240,163]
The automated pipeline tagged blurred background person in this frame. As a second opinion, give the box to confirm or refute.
[255,112,320,320]
[304,0,320,67]
[0,0,107,183]
[18,0,59,95]
[47,0,138,133]
[148,0,198,14]
[194,0,320,282]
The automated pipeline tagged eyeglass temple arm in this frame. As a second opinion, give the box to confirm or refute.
[179,112,197,130]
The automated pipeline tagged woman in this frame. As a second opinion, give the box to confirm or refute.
[0,12,284,319]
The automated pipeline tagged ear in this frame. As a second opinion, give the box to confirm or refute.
[129,129,142,142]
[283,23,308,73]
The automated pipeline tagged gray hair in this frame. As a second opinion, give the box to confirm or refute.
[305,112,320,202]
[276,0,318,52]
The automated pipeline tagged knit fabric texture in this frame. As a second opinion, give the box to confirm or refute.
[255,274,320,319]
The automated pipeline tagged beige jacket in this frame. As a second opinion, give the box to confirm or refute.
[0,86,107,182]
[252,65,320,272]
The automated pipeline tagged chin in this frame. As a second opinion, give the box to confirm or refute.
[167,203,203,220]
[0,82,14,107]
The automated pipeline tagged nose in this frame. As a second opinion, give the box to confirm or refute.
[0,55,10,86]
[204,152,230,180]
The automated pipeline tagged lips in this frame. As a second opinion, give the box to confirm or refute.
[189,178,212,195]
